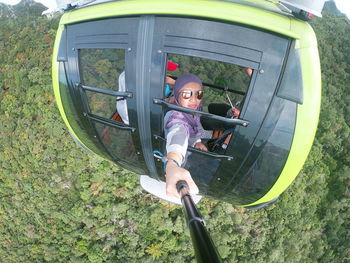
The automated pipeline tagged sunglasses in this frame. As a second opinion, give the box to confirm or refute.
[180,90,204,100]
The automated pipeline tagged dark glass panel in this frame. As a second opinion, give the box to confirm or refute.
[79,48,125,91]
[94,122,146,174]
[85,91,117,120]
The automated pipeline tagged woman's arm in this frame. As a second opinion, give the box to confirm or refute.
[165,124,199,198]
[165,151,199,198]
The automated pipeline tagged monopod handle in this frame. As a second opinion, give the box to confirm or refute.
[176,180,222,263]
[176,180,190,196]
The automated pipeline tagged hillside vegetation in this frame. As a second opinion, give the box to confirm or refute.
[0,2,349,262]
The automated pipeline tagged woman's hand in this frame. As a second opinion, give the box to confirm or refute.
[231,108,240,119]
[194,142,208,151]
[166,76,176,85]
[165,158,199,198]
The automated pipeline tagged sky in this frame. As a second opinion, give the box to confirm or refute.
[0,0,349,17]
[0,0,57,9]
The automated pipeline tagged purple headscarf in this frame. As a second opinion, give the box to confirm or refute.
[166,74,203,138]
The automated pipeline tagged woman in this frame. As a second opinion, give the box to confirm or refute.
[164,74,207,198]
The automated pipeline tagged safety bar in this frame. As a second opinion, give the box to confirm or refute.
[77,83,133,98]
[86,113,136,132]
[153,98,249,128]
[153,135,234,161]
[168,76,246,95]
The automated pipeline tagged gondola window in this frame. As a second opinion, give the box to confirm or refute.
[77,48,142,172]
[164,54,252,151]
[79,48,127,123]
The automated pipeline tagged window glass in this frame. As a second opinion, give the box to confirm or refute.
[79,48,125,90]
[95,122,144,173]
[166,54,252,113]
[84,91,115,119]
[164,54,252,154]
[79,49,128,124]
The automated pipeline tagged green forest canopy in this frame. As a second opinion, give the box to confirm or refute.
[0,1,349,262]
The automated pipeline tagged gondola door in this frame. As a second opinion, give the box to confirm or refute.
[61,17,148,174]
[149,16,291,200]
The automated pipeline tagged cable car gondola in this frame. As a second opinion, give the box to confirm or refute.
[52,0,322,209]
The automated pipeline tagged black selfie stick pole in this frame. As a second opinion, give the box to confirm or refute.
[176,181,222,263]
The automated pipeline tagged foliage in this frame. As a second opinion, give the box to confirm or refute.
[0,2,349,262]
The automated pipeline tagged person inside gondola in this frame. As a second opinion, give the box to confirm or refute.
[164,73,207,198]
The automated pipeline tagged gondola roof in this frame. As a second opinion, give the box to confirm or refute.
[55,0,327,18]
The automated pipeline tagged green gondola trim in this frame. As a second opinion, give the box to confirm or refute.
[60,0,299,38]
[244,35,321,206]
[52,25,93,153]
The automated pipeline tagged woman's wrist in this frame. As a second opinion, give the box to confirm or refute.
[166,158,181,167]
[165,157,183,176]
